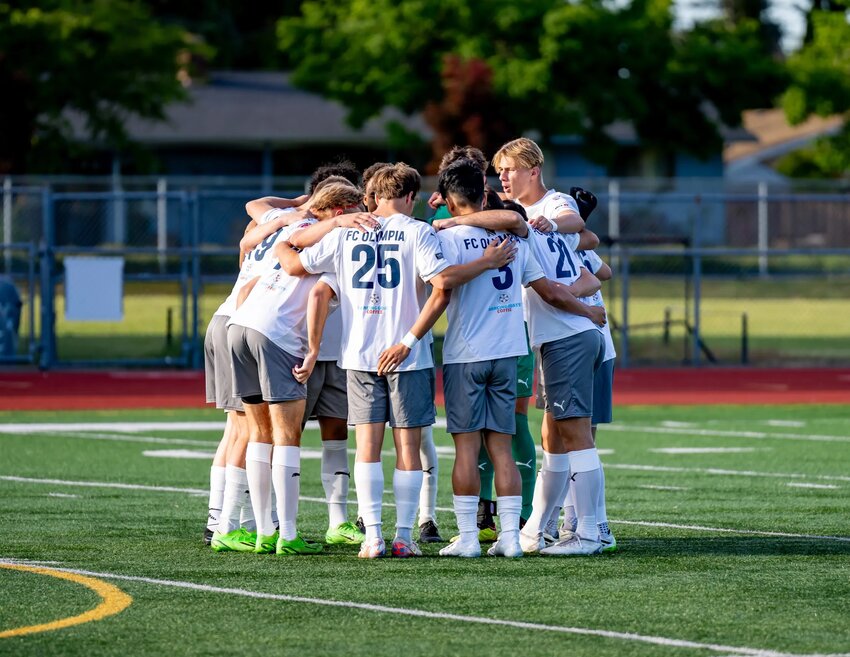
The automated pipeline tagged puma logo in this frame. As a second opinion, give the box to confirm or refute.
[570,472,577,482]
[291,472,301,478]
[515,459,534,470]
[518,378,529,387]
[423,467,435,475]
[333,471,350,477]
[553,400,566,412]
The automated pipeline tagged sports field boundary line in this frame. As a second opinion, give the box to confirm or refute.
[605,424,850,443]
[3,475,849,543]
[604,463,850,483]
[1,560,846,657]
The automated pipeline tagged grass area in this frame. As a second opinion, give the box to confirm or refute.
[1,404,849,656]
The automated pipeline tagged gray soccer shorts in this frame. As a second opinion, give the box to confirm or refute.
[228,324,307,403]
[304,360,348,422]
[538,330,605,420]
[346,369,435,428]
[591,358,615,425]
[442,358,517,435]
[204,314,243,412]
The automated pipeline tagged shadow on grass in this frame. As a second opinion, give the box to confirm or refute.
[613,536,850,557]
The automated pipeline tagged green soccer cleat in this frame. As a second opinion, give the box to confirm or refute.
[210,528,257,553]
[254,531,279,554]
[325,521,366,545]
[450,526,498,544]
[276,534,324,555]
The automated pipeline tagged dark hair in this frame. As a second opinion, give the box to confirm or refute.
[437,158,485,208]
[484,187,504,211]
[438,146,488,175]
[501,199,528,221]
[308,160,361,194]
[362,162,392,188]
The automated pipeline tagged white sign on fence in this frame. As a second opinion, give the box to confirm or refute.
[64,257,124,321]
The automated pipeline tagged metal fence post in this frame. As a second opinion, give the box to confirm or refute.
[3,177,11,274]
[157,177,168,273]
[39,187,56,369]
[691,198,702,366]
[190,190,201,369]
[758,181,769,276]
[619,250,630,368]
[111,157,126,245]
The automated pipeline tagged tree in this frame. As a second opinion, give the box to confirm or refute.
[0,1,208,173]
[278,0,786,171]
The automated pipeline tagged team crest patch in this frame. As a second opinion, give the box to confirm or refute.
[369,293,381,305]
[499,293,510,304]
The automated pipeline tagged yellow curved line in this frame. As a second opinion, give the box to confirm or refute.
[0,564,132,639]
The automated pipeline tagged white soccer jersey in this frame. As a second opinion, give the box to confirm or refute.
[439,226,544,364]
[213,208,295,318]
[227,219,320,358]
[577,249,616,362]
[522,229,601,348]
[316,273,343,362]
[300,213,451,372]
[522,189,580,225]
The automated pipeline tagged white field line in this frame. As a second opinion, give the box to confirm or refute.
[605,424,850,444]
[766,421,806,428]
[787,483,839,490]
[2,431,221,448]
[649,448,762,455]
[141,449,324,461]
[605,463,850,483]
[47,492,80,498]
[2,562,847,657]
[3,475,848,543]
[639,485,690,491]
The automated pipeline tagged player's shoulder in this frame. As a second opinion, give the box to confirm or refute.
[282,217,317,238]
[543,189,579,216]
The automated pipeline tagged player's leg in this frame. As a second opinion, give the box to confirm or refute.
[417,357,444,542]
[439,430,483,557]
[348,370,390,558]
[217,411,253,543]
[205,414,230,543]
[592,357,616,551]
[513,331,538,523]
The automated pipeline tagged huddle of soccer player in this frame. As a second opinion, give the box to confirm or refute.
[203,136,617,558]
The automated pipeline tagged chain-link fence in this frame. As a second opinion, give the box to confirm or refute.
[2,175,848,369]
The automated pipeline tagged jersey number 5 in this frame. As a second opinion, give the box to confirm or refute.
[351,244,401,289]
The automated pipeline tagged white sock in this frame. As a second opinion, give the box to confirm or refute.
[393,468,423,543]
[239,486,256,532]
[219,465,247,534]
[418,425,438,526]
[563,482,578,532]
[570,448,603,542]
[354,461,383,541]
[597,462,610,534]
[497,495,522,538]
[453,494,479,544]
[524,452,570,536]
[207,465,226,531]
[246,442,275,536]
[272,445,300,541]
[321,439,350,529]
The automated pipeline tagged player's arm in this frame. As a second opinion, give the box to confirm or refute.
[429,238,517,290]
[239,210,313,254]
[566,267,602,298]
[292,281,335,384]
[288,213,379,250]
[576,229,600,251]
[239,220,257,266]
[245,195,309,221]
[529,209,584,234]
[594,262,612,281]
[275,241,308,276]
[235,276,260,308]
[528,277,606,326]
[376,287,452,376]
[433,210,529,238]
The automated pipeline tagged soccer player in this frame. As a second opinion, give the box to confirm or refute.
[226,183,374,555]
[277,163,516,558]
[493,137,609,556]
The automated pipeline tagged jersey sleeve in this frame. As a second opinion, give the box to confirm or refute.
[259,207,293,225]
[549,193,580,218]
[521,244,546,286]
[318,273,341,310]
[436,231,460,266]
[416,226,452,282]
[299,228,341,274]
[578,249,604,274]
[562,232,581,252]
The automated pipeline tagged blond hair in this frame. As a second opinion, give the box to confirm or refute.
[369,162,421,201]
[309,183,364,213]
[492,137,544,171]
[312,175,356,195]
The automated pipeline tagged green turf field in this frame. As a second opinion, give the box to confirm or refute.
[1,404,849,656]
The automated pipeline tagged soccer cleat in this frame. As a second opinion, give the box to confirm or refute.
[450,526,498,544]
[358,537,386,559]
[600,532,618,553]
[487,534,523,558]
[539,534,603,556]
[559,520,578,540]
[439,539,481,558]
[519,530,544,554]
[276,534,324,555]
[210,527,257,553]
[544,516,560,540]
[391,538,422,558]
[325,521,366,545]
[203,526,214,546]
[542,531,558,548]
[418,520,445,543]
[254,531,279,554]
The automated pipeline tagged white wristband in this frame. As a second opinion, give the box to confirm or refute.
[548,218,558,231]
[401,332,419,349]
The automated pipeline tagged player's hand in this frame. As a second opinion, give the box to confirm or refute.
[428,192,445,209]
[377,344,411,376]
[482,237,517,269]
[432,218,458,231]
[585,305,607,327]
[337,212,380,232]
[529,215,554,232]
[292,351,319,384]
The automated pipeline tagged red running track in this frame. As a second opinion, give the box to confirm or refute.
[0,368,849,411]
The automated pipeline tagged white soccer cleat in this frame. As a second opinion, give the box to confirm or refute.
[358,537,386,559]
[539,534,602,556]
[519,530,544,554]
[487,534,523,558]
[439,539,481,558]
[559,520,578,539]
[542,531,558,548]
[600,532,617,553]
